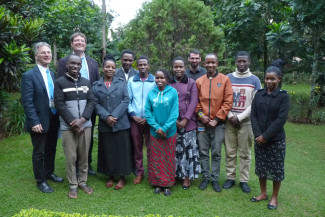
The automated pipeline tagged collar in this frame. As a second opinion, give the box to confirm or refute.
[206,70,218,79]
[65,72,80,82]
[37,64,49,74]
[133,72,155,82]
[262,87,281,97]
[171,75,188,84]
[234,68,252,78]
[72,52,86,59]
[189,66,202,74]
[98,76,119,85]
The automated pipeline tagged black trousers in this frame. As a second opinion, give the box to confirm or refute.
[88,112,97,165]
[30,113,59,183]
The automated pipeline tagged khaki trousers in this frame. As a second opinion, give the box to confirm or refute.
[224,120,253,182]
[62,128,91,189]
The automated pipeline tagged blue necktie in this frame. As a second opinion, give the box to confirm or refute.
[46,69,56,114]
[80,57,89,79]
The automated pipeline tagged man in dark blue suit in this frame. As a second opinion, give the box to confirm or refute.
[21,42,63,193]
[57,32,99,175]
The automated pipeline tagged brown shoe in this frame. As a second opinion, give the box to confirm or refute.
[133,175,144,184]
[114,176,125,190]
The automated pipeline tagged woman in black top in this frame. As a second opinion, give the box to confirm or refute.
[250,66,290,210]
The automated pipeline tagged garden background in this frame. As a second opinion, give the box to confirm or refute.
[0,0,324,216]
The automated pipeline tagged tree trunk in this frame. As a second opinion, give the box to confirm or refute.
[102,0,106,61]
[306,31,320,122]
[53,40,57,68]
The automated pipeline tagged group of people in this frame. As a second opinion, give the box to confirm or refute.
[21,32,289,210]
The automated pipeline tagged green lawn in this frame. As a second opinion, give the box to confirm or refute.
[0,122,324,217]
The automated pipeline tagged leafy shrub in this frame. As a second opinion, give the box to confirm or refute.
[14,208,171,217]
[288,91,325,124]
[4,99,25,135]
[0,90,10,117]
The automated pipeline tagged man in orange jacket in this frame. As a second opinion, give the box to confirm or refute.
[196,53,233,192]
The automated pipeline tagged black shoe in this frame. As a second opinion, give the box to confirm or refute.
[164,188,172,196]
[88,166,96,176]
[198,179,209,190]
[37,181,54,193]
[222,179,235,189]
[182,185,190,190]
[267,203,277,210]
[211,181,222,192]
[250,196,269,202]
[153,187,162,194]
[239,182,250,193]
[46,174,64,183]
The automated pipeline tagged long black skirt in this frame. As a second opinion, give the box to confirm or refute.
[97,129,132,176]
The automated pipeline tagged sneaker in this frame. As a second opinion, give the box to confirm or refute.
[198,179,209,190]
[239,182,251,193]
[211,181,222,192]
[222,179,235,189]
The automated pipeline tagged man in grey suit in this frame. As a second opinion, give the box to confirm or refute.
[57,32,99,175]
[21,42,63,193]
[115,49,138,82]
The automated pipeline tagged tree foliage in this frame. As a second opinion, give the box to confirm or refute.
[120,0,224,71]
[0,0,113,91]
[0,4,44,91]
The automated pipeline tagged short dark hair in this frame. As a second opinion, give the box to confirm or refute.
[67,54,81,61]
[102,54,116,67]
[189,49,201,57]
[205,53,218,60]
[137,55,149,65]
[70,32,87,43]
[235,51,251,60]
[265,66,282,78]
[121,49,135,58]
[156,68,171,84]
[172,56,186,65]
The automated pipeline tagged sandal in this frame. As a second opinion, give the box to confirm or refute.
[79,185,94,195]
[68,188,78,199]
[106,179,114,188]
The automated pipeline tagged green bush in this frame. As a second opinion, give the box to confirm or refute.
[4,99,25,135]
[14,208,172,217]
[288,90,325,124]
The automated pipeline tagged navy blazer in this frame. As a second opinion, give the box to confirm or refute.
[21,66,58,133]
[57,55,100,85]
[114,67,138,82]
[92,76,130,132]
[251,87,290,142]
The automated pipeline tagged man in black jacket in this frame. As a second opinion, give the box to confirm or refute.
[57,32,99,175]
[54,54,96,198]
[114,49,138,82]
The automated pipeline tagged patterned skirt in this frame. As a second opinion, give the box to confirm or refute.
[175,129,201,180]
[148,134,176,187]
[255,139,286,181]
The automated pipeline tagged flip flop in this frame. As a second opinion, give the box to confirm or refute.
[68,188,78,199]
[79,185,94,195]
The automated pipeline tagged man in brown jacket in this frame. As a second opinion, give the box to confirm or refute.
[196,53,233,192]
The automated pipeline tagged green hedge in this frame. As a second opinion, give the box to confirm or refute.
[13,208,174,217]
